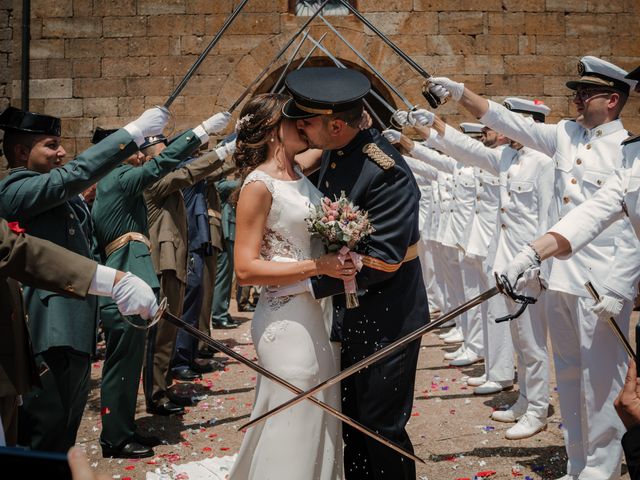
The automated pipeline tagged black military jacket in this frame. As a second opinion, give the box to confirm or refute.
[311,128,430,346]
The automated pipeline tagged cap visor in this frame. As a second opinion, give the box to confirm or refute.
[282,99,319,120]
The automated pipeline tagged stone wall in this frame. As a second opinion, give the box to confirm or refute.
[1,0,640,157]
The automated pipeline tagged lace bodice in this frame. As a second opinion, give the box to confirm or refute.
[242,168,324,263]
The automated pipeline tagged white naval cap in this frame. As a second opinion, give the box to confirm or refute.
[459,122,484,135]
[566,56,637,95]
[504,97,550,123]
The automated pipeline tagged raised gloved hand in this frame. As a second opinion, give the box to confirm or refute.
[392,110,409,127]
[111,272,159,320]
[215,138,236,160]
[266,279,313,298]
[408,108,435,127]
[126,107,170,138]
[382,129,402,144]
[202,111,232,135]
[590,291,624,320]
[428,77,465,102]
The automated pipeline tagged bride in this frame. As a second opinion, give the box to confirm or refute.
[229,93,356,480]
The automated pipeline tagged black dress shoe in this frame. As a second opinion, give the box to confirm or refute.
[237,304,255,312]
[191,358,225,374]
[133,431,162,447]
[102,440,154,459]
[146,400,185,416]
[211,318,239,329]
[197,346,215,359]
[171,367,202,381]
[167,391,198,406]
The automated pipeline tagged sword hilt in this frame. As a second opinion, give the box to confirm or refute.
[494,273,537,323]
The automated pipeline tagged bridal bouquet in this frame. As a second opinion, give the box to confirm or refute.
[306,192,374,308]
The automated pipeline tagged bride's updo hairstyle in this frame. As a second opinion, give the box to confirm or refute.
[233,93,290,187]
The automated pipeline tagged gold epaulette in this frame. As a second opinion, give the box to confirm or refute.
[622,133,640,146]
[363,143,395,170]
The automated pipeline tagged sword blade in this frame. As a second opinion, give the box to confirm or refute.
[319,14,414,111]
[269,30,310,93]
[584,281,635,358]
[228,0,332,113]
[276,32,328,94]
[159,308,425,464]
[164,0,250,108]
[240,286,500,431]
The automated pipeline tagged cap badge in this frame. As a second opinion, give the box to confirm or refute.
[577,60,585,76]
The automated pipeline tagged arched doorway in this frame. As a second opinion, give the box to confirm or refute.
[254,56,398,131]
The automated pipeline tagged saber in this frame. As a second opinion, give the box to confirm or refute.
[319,14,415,112]
[269,30,310,93]
[228,0,332,113]
[164,0,250,108]
[240,286,501,431]
[276,32,328,94]
[585,281,635,358]
[154,301,425,464]
[335,0,441,109]
[306,35,388,128]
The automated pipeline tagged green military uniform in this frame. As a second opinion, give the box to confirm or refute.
[0,128,138,452]
[92,129,203,450]
[0,219,98,445]
[143,149,223,409]
[210,178,240,327]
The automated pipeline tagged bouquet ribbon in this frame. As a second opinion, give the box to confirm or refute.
[338,246,363,295]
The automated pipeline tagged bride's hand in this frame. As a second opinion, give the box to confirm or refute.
[315,253,358,280]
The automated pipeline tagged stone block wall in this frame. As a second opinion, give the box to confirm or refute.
[0,0,639,157]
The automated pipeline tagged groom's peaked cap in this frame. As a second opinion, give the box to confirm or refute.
[282,67,371,120]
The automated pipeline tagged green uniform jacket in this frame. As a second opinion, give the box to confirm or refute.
[92,129,203,289]
[215,178,240,243]
[0,129,138,355]
[0,219,98,396]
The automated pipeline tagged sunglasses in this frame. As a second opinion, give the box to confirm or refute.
[574,88,615,102]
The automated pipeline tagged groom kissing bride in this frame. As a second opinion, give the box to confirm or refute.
[230,67,428,480]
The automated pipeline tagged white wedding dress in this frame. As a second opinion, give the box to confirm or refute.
[228,168,343,480]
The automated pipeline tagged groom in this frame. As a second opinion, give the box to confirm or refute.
[281,67,429,479]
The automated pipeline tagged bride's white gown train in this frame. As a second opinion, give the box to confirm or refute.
[228,169,343,480]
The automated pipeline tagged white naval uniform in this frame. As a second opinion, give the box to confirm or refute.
[482,100,637,479]
[410,142,484,358]
[438,124,555,419]
[404,156,445,313]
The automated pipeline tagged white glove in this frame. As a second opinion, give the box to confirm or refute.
[392,110,409,127]
[429,76,465,102]
[408,108,435,127]
[215,138,236,159]
[111,272,159,320]
[125,107,170,140]
[202,111,232,135]
[590,292,624,319]
[266,279,313,298]
[382,129,402,144]
[500,245,546,297]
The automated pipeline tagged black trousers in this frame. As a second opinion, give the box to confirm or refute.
[341,339,421,480]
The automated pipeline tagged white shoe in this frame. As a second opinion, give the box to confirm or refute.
[491,400,527,423]
[443,329,464,344]
[439,327,458,340]
[443,346,464,360]
[449,350,483,367]
[505,413,547,439]
[473,380,513,395]
[439,319,455,328]
[467,374,486,387]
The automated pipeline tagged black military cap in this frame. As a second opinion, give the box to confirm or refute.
[0,106,61,136]
[626,66,640,81]
[282,67,371,119]
[91,127,118,144]
[140,134,167,150]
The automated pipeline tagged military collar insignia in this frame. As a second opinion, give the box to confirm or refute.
[587,119,624,139]
[622,133,640,146]
[363,143,394,170]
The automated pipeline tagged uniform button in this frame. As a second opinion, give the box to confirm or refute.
[479,169,483,173]
[576,158,582,165]
[476,196,481,201]
[563,196,570,203]
[475,209,479,214]
[507,174,510,179]
[586,144,592,150]
[501,224,506,229]
[517,186,522,191]
[330,162,336,169]
[507,192,511,196]
[69,213,74,219]
[597,179,602,185]
[596,130,602,136]
[119,143,126,150]
[68,228,75,235]
[325,181,329,188]
[337,150,344,156]
[479,182,483,187]
[571,178,577,184]
[186,136,191,141]
[500,207,505,213]
[450,209,453,212]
